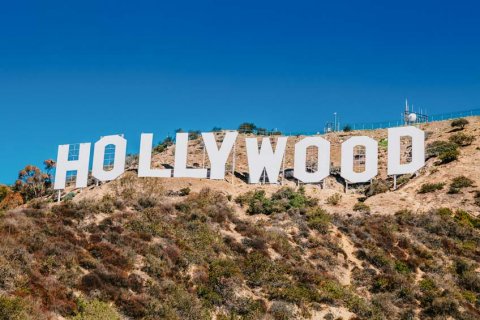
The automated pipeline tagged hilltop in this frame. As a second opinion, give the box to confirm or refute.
[0,117,479,320]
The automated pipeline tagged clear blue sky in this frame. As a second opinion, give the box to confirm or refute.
[1,0,479,184]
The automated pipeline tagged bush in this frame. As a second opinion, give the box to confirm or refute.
[0,185,10,202]
[236,190,273,215]
[269,301,295,320]
[343,125,352,132]
[424,296,459,316]
[242,252,283,287]
[418,183,445,194]
[439,148,459,163]
[153,136,174,153]
[188,131,201,140]
[451,118,469,130]
[270,187,317,210]
[238,123,256,134]
[198,258,241,306]
[306,207,331,233]
[0,295,28,320]
[235,187,317,215]
[449,132,475,146]
[179,187,191,196]
[72,299,122,320]
[353,202,370,213]
[326,193,342,206]
[0,192,24,210]
[448,176,474,193]
[450,176,474,189]
[396,174,411,186]
[365,179,389,197]
[454,210,480,229]
[426,141,459,163]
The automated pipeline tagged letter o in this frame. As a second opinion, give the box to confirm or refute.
[341,136,378,183]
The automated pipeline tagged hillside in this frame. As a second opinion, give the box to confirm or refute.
[0,117,479,320]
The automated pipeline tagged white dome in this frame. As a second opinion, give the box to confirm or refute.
[407,113,417,122]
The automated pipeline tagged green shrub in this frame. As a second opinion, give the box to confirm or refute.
[235,187,317,215]
[353,202,370,213]
[418,183,445,194]
[268,283,320,304]
[378,138,388,149]
[326,193,342,206]
[238,123,257,134]
[449,132,475,146]
[0,295,28,320]
[439,148,460,163]
[365,179,389,197]
[448,176,474,193]
[270,187,317,210]
[72,299,122,320]
[226,298,266,319]
[188,131,201,140]
[153,136,174,153]
[454,210,480,229]
[242,252,285,287]
[61,192,75,202]
[394,261,412,274]
[426,141,459,163]
[269,301,295,320]
[306,207,331,233]
[179,187,191,196]
[198,259,241,306]
[419,278,437,293]
[451,118,469,130]
[425,296,459,316]
[396,174,411,186]
[236,190,273,215]
[372,274,403,292]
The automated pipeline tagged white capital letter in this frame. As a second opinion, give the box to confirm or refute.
[202,131,238,180]
[138,133,172,178]
[92,135,127,182]
[294,137,330,183]
[387,126,425,175]
[341,136,378,183]
[54,143,91,189]
[174,133,208,178]
[246,137,287,184]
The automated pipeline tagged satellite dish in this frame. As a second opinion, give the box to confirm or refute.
[407,113,417,122]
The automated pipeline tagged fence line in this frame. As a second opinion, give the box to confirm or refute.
[283,108,480,136]
[164,108,480,139]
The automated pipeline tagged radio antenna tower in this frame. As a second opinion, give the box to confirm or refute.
[403,99,428,125]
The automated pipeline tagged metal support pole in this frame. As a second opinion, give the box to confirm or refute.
[57,190,61,203]
[202,143,206,168]
[345,181,348,193]
[231,141,236,185]
[393,175,397,190]
[281,150,285,185]
[333,112,337,132]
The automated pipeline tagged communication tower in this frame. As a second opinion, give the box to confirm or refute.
[403,99,428,125]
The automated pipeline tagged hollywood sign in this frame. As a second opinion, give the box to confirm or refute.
[53,126,425,190]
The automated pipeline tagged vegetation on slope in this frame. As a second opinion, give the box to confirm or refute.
[0,175,478,319]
